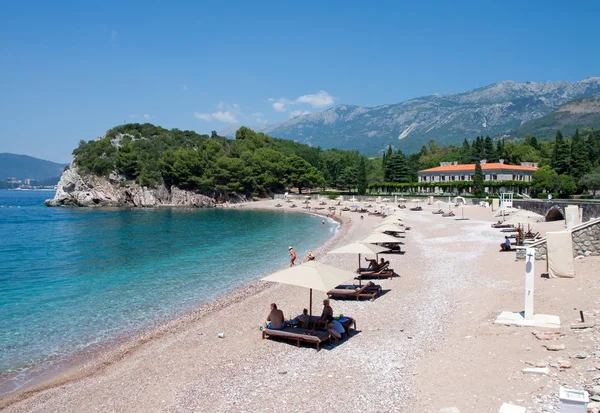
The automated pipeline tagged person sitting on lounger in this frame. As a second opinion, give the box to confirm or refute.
[500,236,511,251]
[379,258,390,269]
[365,257,379,270]
[327,319,346,342]
[307,251,315,261]
[296,308,310,328]
[313,300,334,330]
[266,303,285,330]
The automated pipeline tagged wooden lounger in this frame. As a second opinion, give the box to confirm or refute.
[356,264,394,280]
[262,328,330,351]
[327,281,382,301]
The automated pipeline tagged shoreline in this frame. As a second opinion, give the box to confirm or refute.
[0,200,349,408]
[4,200,596,412]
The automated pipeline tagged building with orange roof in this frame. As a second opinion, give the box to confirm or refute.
[417,159,538,194]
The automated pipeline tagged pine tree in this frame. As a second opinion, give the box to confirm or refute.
[484,136,496,162]
[460,138,471,164]
[382,145,393,173]
[385,152,411,183]
[551,130,570,175]
[496,139,505,161]
[570,128,592,182]
[471,136,486,161]
[357,156,368,195]
[473,160,484,197]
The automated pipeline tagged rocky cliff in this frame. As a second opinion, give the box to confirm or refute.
[45,165,244,207]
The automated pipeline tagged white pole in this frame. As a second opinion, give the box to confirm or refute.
[524,247,535,320]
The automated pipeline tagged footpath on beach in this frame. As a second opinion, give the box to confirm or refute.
[1,198,599,413]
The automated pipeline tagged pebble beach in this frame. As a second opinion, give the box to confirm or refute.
[1,199,599,413]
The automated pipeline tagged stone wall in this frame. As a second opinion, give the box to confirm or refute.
[515,219,600,260]
[516,241,547,261]
[513,199,600,222]
[572,220,600,257]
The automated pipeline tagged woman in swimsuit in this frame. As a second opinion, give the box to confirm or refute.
[289,247,296,266]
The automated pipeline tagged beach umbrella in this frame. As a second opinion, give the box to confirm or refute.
[261,261,356,318]
[363,232,403,244]
[382,216,404,225]
[328,241,388,272]
[375,224,406,233]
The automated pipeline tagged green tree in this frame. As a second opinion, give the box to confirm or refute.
[532,165,559,194]
[460,138,471,164]
[357,156,368,195]
[484,136,496,161]
[570,129,592,182]
[551,130,570,175]
[235,126,255,140]
[557,175,577,198]
[115,141,139,178]
[285,155,324,193]
[473,160,484,197]
[385,152,412,182]
[579,168,600,197]
[524,134,539,150]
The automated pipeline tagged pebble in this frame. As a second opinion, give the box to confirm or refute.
[558,360,572,369]
[590,386,600,396]
[575,351,589,359]
[543,344,566,351]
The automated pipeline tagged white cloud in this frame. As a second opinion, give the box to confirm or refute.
[183,85,188,90]
[251,112,264,117]
[289,110,311,118]
[296,90,334,107]
[194,112,213,121]
[111,30,118,41]
[268,90,335,113]
[212,111,239,123]
[129,113,152,120]
[272,100,288,112]
[194,111,239,124]
[232,103,240,109]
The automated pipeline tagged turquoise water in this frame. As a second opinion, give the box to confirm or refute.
[0,191,337,391]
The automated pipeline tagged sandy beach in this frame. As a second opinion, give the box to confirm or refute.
[1,199,599,413]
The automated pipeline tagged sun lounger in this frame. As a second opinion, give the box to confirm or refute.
[356,263,394,280]
[327,281,382,301]
[432,209,444,214]
[409,206,422,211]
[308,316,356,335]
[491,223,513,228]
[262,327,330,350]
[442,211,455,217]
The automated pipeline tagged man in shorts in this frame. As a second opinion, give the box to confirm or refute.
[289,246,296,266]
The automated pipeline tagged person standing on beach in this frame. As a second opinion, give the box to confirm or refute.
[289,247,296,266]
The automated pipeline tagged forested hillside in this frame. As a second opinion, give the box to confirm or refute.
[72,123,600,199]
[72,124,373,195]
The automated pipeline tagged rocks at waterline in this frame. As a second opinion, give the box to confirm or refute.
[45,165,245,207]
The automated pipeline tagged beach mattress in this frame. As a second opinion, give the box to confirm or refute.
[547,231,575,278]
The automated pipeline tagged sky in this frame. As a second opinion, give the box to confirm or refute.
[1,0,599,163]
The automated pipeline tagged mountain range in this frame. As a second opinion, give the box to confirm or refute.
[0,153,68,182]
[236,77,600,155]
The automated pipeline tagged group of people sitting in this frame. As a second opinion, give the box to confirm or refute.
[265,300,346,341]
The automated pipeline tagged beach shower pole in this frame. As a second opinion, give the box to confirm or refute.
[524,247,535,320]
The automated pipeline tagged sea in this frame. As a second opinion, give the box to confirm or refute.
[0,190,338,394]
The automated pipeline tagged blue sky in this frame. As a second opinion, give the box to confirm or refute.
[1,0,599,163]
